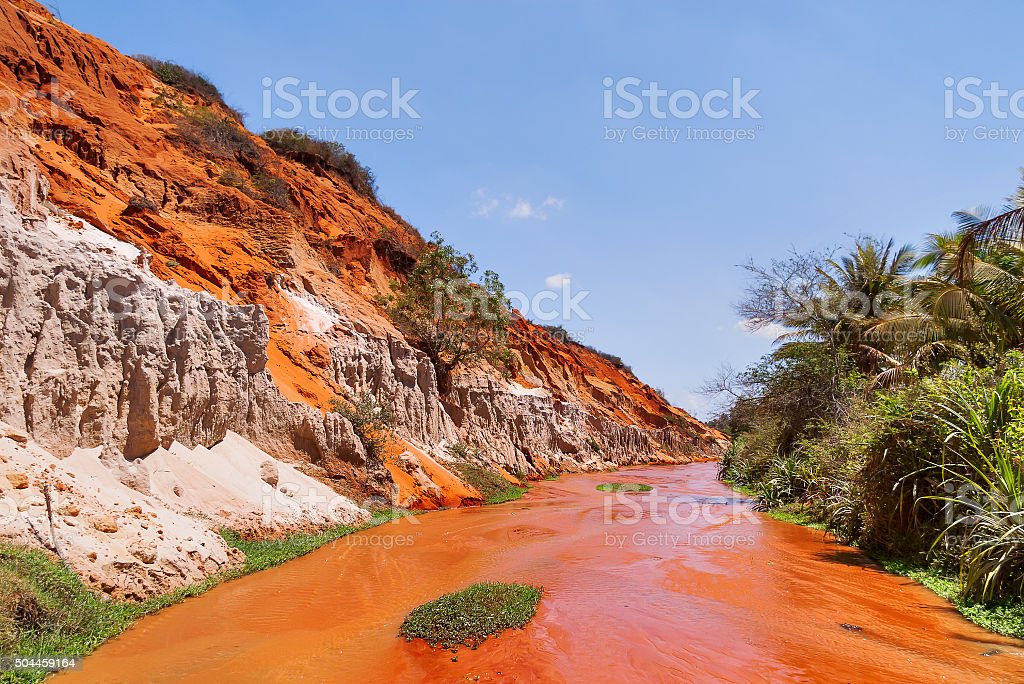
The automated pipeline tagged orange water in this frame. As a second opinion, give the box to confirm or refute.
[57,462,1024,683]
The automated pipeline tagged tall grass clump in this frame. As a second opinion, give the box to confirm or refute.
[926,363,1024,601]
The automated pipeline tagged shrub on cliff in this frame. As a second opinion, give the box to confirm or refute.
[330,392,395,460]
[249,172,293,211]
[261,128,377,200]
[135,55,242,121]
[382,233,512,395]
[448,455,527,505]
[178,106,259,161]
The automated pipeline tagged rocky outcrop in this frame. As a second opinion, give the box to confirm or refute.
[0,162,385,492]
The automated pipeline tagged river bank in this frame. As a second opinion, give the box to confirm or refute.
[723,480,1024,641]
[49,462,1024,683]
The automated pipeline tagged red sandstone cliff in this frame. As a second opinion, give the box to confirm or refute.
[0,0,724,594]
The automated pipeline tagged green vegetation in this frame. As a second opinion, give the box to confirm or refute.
[399,582,542,649]
[0,511,411,682]
[538,325,635,374]
[447,442,470,459]
[0,544,224,684]
[248,172,292,210]
[595,482,652,493]
[707,179,1024,631]
[329,392,396,460]
[220,508,410,573]
[134,55,242,120]
[261,128,377,200]
[178,106,258,162]
[449,460,529,505]
[382,233,512,395]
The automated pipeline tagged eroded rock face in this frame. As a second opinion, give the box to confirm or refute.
[0,166,386,493]
[327,321,722,479]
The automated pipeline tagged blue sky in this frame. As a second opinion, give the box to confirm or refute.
[59,1,1024,418]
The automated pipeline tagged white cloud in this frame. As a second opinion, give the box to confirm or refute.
[735,319,787,341]
[541,196,565,211]
[471,188,499,217]
[545,272,572,289]
[471,189,564,221]
[508,199,534,219]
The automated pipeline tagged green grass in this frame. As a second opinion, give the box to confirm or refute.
[879,558,1024,640]
[596,482,652,493]
[220,508,410,572]
[0,544,230,684]
[0,509,412,682]
[763,504,828,531]
[450,461,530,505]
[400,582,543,649]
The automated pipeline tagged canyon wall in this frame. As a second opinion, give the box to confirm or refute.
[0,0,726,596]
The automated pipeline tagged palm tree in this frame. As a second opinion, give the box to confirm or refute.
[868,221,1024,385]
[814,237,916,376]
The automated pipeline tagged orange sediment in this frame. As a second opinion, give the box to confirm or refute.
[56,462,1024,683]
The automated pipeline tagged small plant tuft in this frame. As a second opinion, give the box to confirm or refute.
[400,582,543,649]
[596,482,652,493]
[135,55,242,121]
[449,460,528,505]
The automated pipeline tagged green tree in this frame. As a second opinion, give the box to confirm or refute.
[383,233,511,395]
[330,392,395,460]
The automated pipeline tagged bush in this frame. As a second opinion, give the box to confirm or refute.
[448,460,527,505]
[135,55,242,121]
[218,169,245,189]
[595,483,652,492]
[0,568,47,651]
[447,442,470,459]
[584,345,632,373]
[249,172,292,210]
[330,392,395,460]
[179,107,258,161]
[382,233,511,395]
[926,359,1024,600]
[261,128,377,200]
[123,195,158,216]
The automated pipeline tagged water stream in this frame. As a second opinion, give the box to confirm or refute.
[57,462,1024,683]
